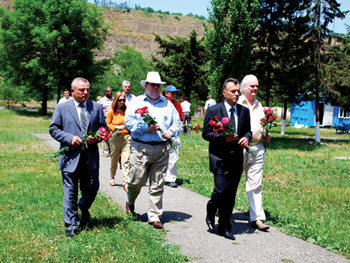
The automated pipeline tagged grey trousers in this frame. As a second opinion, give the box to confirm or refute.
[61,153,99,231]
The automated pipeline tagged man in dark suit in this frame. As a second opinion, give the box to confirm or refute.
[49,77,107,237]
[202,77,252,240]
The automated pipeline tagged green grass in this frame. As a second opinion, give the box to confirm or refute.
[0,109,187,263]
[1,109,349,260]
[178,117,350,258]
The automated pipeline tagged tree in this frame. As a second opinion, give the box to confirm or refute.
[251,0,284,107]
[0,0,108,114]
[113,45,154,96]
[152,31,209,102]
[321,33,350,111]
[272,1,314,134]
[206,0,259,101]
[307,0,345,142]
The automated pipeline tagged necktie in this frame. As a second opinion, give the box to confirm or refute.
[229,107,236,134]
[79,103,87,135]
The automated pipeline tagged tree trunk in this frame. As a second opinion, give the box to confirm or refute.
[42,86,48,115]
[315,0,321,143]
[281,100,287,135]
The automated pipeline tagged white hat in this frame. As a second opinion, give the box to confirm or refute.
[140,72,166,87]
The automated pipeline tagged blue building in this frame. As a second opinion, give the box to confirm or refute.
[290,99,350,133]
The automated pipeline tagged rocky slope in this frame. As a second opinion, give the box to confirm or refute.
[0,1,207,59]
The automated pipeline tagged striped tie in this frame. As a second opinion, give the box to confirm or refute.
[79,103,87,135]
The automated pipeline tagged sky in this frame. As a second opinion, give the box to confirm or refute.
[90,0,350,34]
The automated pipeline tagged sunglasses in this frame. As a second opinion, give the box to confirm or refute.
[118,99,125,102]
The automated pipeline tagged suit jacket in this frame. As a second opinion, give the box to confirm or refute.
[49,99,107,173]
[202,101,252,175]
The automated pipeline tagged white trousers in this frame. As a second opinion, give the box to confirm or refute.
[243,143,266,222]
[164,136,181,183]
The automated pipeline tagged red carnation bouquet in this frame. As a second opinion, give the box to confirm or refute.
[193,123,200,133]
[261,107,278,148]
[135,106,178,152]
[48,127,112,158]
[261,107,278,129]
[209,115,255,155]
[210,115,234,135]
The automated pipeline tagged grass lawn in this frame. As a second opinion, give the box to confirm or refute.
[0,109,187,263]
[178,117,350,258]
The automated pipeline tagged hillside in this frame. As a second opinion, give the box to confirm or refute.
[0,1,207,59]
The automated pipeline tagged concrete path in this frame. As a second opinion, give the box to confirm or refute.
[37,134,349,263]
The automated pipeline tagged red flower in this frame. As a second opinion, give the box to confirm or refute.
[209,120,216,126]
[213,115,219,121]
[268,116,274,122]
[219,126,225,131]
[261,118,267,122]
[274,115,278,119]
[193,123,200,133]
[213,128,218,134]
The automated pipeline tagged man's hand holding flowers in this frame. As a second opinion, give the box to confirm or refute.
[135,106,177,151]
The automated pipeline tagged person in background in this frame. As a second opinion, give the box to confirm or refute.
[106,91,131,191]
[122,80,136,105]
[238,74,270,231]
[202,77,251,240]
[181,96,191,134]
[204,95,216,115]
[124,72,181,229]
[49,77,107,237]
[164,85,183,188]
[58,89,71,104]
[98,87,113,157]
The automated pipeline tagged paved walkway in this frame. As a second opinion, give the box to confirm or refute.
[37,134,349,263]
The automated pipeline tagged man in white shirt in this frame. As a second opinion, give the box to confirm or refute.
[238,74,270,231]
[122,80,136,105]
[58,89,71,104]
[204,95,216,115]
[181,96,191,134]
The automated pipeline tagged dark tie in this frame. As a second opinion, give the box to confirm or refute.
[229,107,236,134]
[79,103,87,135]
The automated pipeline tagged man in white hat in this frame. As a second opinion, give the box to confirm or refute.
[124,72,182,229]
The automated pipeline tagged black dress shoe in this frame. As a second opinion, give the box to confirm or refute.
[164,181,178,188]
[205,215,215,231]
[81,210,91,227]
[218,228,235,240]
[66,229,78,237]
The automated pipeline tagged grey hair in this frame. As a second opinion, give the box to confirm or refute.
[122,80,131,86]
[104,86,111,92]
[240,74,258,93]
[71,77,90,90]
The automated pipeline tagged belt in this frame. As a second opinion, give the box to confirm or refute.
[132,138,166,145]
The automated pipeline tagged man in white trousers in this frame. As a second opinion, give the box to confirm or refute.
[238,74,270,231]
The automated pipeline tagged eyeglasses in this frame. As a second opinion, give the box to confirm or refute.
[118,99,125,102]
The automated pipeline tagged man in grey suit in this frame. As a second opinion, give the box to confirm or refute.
[49,77,107,237]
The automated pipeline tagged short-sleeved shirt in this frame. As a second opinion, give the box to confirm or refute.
[98,96,113,117]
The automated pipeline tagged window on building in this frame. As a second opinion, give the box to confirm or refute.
[339,107,350,118]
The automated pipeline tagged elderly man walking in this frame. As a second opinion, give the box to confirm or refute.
[124,72,181,229]
[238,74,270,231]
[98,87,113,157]
[121,80,136,105]
[49,77,107,237]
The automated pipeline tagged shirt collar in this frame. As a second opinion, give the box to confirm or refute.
[142,93,166,104]
[73,99,86,108]
[224,100,237,113]
[238,95,259,108]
